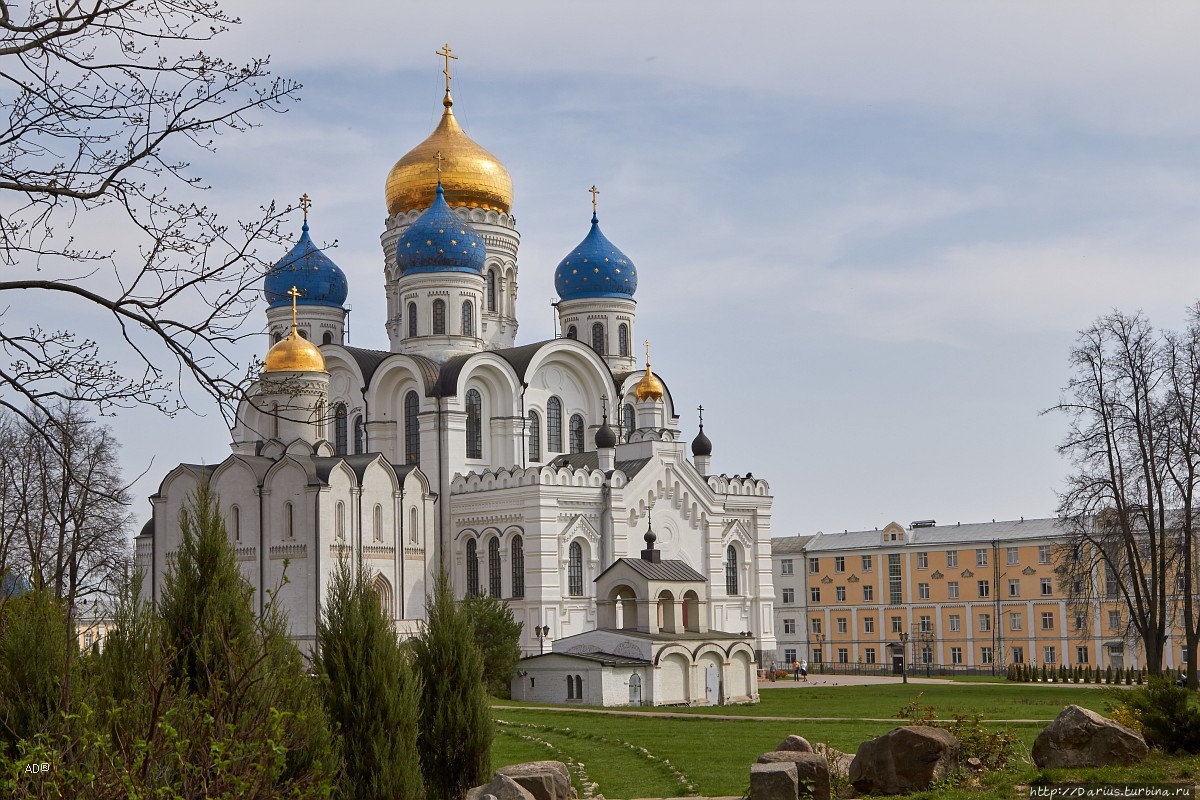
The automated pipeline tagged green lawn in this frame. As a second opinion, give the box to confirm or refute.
[489,684,1191,800]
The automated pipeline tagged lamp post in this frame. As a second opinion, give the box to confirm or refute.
[536,625,550,655]
[899,631,910,684]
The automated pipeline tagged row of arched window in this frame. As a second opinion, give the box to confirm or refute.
[333,404,369,457]
[272,329,335,345]
[565,674,585,700]
[465,535,525,599]
[404,299,476,339]
[523,397,585,463]
[563,321,630,357]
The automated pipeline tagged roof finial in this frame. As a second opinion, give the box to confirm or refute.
[436,43,458,108]
[601,393,608,418]
[286,285,302,332]
[434,149,445,179]
[299,193,311,223]
[589,184,600,218]
[697,404,705,429]
[644,338,652,368]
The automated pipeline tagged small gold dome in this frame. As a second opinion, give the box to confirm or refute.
[263,329,326,373]
[635,364,665,403]
[385,97,513,217]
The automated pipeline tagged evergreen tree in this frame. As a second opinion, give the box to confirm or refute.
[0,588,71,755]
[316,560,422,800]
[461,592,523,698]
[1106,664,1113,684]
[412,570,493,800]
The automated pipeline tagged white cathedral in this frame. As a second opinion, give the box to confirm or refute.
[136,57,774,705]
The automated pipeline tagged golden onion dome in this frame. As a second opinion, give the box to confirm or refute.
[263,328,326,373]
[385,94,513,217]
[634,364,665,403]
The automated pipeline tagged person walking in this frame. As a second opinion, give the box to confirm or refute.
[792,660,801,682]
[799,659,809,682]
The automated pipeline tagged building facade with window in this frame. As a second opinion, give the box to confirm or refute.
[771,518,1159,675]
[137,64,776,667]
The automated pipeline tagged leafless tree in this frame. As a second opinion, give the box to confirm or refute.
[1051,311,1176,676]
[0,0,301,445]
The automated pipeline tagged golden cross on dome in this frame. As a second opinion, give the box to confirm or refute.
[299,193,311,222]
[436,43,458,95]
[644,339,652,366]
[589,185,600,215]
[434,150,445,178]
[287,285,303,331]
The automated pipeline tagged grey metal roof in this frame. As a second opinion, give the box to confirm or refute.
[772,517,1066,555]
[521,651,651,667]
[771,535,815,555]
[341,346,440,396]
[605,628,751,642]
[549,452,652,479]
[611,557,706,583]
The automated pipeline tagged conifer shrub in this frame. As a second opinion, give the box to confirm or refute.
[1111,677,1200,753]
[1106,665,1113,684]
[461,592,523,699]
[0,588,73,755]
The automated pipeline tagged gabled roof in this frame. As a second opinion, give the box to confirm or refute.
[519,651,651,667]
[342,346,440,394]
[550,452,652,478]
[772,517,1067,554]
[606,557,706,583]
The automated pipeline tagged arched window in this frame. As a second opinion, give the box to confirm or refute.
[567,675,574,700]
[322,331,333,345]
[623,403,635,443]
[273,331,283,344]
[465,388,482,459]
[298,329,308,339]
[404,391,420,465]
[334,404,348,455]
[575,675,583,699]
[316,399,326,440]
[461,300,474,337]
[566,325,577,340]
[568,541,583,596]
[466,538,479,596]
[285,502,294,540]
[486,270,497,312]
[407,302,417,338]
[569,414,585,454]
[353,415,364,454]
[527,410,541,462]
[373,504,383,542]
[231,506,240,542]
[511,535,525,598]
[547,396,563,452]
[726,545,739,595]
[591,322,605,354]
[335,501,345,540]
[619,323,629,356]
[488,537,501,597]
[409,507,419,544]
[432,299,446,334]
[373,576,391,617]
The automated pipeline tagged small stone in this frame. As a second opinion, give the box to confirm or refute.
[776,735,815,753]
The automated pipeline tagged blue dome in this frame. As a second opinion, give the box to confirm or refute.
[264,221,348,308]
[395,184,486,275]
[554,214,637,301]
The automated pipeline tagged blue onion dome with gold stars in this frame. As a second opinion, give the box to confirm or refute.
[554,213,637,301]
[395,183,486,275]
[264,220,348,308]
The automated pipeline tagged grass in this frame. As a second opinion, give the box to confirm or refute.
[489,683,1194,799]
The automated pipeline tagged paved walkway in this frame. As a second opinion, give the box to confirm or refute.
[761,673,957,687]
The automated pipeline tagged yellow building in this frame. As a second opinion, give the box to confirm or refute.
[771,518,1171,676]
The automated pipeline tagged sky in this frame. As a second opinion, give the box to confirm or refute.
[48,1,1200,539]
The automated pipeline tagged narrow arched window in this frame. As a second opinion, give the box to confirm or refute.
[334,404,348,455]
[511,535,525,598]
[298,329,309,339]
[433,299,446,334]
[566,325,577,340]
[273,331,283,344]
[461,300,474,337]
[404,391,421,465]
[465,388,483,459]
[567,675,574,700]
[353,415,364,454]
[568,541,583,596]
[591,322,605,354]
[547,396,563,452]
[569,414,585,454]
[528,410,541,462]
[231,506,240,542]
[407,302,418,338]
[271,401,279,438]
[619,323,629,356]
[285,502,294,540]
[486,270,497,312]
[488,537,501,598]
[409,507,418,544]
[322,331,333,345]
[373,504,383,542]
[726,545,739,595]
[623,403,635,443]
[575,675,583,699]
[335,501,345,540]
[466,538,479,596]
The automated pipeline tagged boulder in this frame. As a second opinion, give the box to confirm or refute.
[466,773,537,800]
[776,735,815,753]
[496,761,575,800]
[1032,705,1149,769]
[750,761,799,800]
[849,725,960,795]
[756,752,829,800]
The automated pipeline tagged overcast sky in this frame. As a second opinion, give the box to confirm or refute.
[81,2,1200,538]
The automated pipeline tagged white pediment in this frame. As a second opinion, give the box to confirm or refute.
[722,519,753,549]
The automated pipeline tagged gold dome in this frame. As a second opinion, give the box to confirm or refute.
[263,328,326,373]
[385,95,513,217]
[634,364,665,403]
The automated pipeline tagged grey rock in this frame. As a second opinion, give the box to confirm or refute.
[756,753,829,800]
[776,735,815,753]
[750,761,799,800]
[466,773,536,800]
[497,761,575,800]
[849,725,960,795]
[1032,704,1149,769]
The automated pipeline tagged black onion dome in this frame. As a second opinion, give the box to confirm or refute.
[691,425,712,457]
[595,416,617,449]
